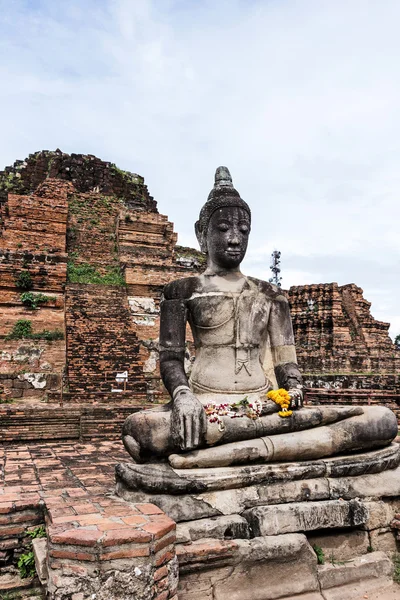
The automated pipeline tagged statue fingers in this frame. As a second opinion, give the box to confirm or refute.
[177,413,186,450]
[184,414,193,450]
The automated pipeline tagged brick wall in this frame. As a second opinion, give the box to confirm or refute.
[289,283,400,386]
[65,285,146,395]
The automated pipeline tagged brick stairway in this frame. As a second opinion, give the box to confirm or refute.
[65,284,146,396]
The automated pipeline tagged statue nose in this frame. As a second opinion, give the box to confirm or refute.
[228,231,240,245]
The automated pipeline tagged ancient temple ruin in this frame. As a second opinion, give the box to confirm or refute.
[1,152,400,600]
[1,150,399,440]
[0,150,203,441]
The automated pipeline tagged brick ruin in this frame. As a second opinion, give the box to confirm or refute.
[288,283,400,413]
[0,150,204,440]
[1,150,399,440]
[1,152,400,600]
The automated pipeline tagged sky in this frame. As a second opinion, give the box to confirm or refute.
[0,0,399,338]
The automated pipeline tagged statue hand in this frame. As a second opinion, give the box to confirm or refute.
[289,388,303,410]
[171,388,207,451]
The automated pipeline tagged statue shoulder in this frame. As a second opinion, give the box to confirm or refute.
[247,276,287,301]
[163,276,201,300]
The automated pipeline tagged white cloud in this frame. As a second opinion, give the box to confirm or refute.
[0,0,399,338]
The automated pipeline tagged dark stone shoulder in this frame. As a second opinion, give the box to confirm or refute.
[163,276,202,300]
[247,276,286,300]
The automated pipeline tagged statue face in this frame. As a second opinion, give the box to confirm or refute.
[206,206,250,270]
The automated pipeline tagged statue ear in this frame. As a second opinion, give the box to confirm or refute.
[195,220,207,253]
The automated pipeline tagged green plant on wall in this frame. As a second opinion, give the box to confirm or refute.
[18,526,46,579]
[67,261,125,286]
[395,334,400,350]
[15,270,33,290]
[20,292,53,310]
[18,551,36,579]
[6,320,64,341]
[312,544,325,565]
[27,525,46,540]
[6,319,33,338]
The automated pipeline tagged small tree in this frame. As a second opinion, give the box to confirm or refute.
[269,250,282,287]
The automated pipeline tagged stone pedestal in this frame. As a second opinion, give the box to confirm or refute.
[116,444,400,599]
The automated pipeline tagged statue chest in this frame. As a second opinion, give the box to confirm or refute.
[187,291,271,347]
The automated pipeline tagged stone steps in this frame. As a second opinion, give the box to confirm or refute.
[0,404,148,442]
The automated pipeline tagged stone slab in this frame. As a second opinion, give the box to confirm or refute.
[212,534,319,600]
[318,550,393,590]
[178,533,319,600]
[243,499,368,536]
[32,537,48,584]
[118,463,400,523]
[369,528,398,554]
[280,595,324,600]
[363,501,394,530]
[116,476,331,522]
[176,514,249,544]
[330,465,400,499]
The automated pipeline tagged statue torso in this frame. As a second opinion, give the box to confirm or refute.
[186,275,275,395]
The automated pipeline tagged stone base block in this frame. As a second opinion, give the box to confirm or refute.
[243,499,368,536]
[318,550,392,589]
[370,527,398,554]
[177,533,320,600]
[176,514,250,544]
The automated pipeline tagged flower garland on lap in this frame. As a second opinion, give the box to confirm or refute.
[267,388,293,417]
[204,396,262,432]
[204,388,293,430]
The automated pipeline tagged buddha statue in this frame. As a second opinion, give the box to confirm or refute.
[121,167,397,475]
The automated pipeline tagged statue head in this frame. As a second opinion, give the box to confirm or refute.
[195,167,251,270]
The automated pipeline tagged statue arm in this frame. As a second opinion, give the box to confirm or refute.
[159,292,189,397]
[268,293,303,404]
[159,282,206,450]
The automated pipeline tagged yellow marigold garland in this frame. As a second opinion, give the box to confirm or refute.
[267,388,293,418]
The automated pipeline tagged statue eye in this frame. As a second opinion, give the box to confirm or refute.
[239,225,249,234]
[218,223,229,232]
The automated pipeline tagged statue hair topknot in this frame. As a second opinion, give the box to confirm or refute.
[195,167,251,253]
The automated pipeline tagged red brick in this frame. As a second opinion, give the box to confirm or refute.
[155,550,175,568]
[136,503,164,515]
[0,524,26,538]
[76,514,103,525]
[50,549,96,562]
[154,565,168,582]
[100,547,150,561]
[154,533,176,554]
[71,503,97,515]
[101,527,152,546]
[143,520,175,540]
[121,515,147,526]
[49,527,100,547]
[156,577,169,592]
[0,503,13,514]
